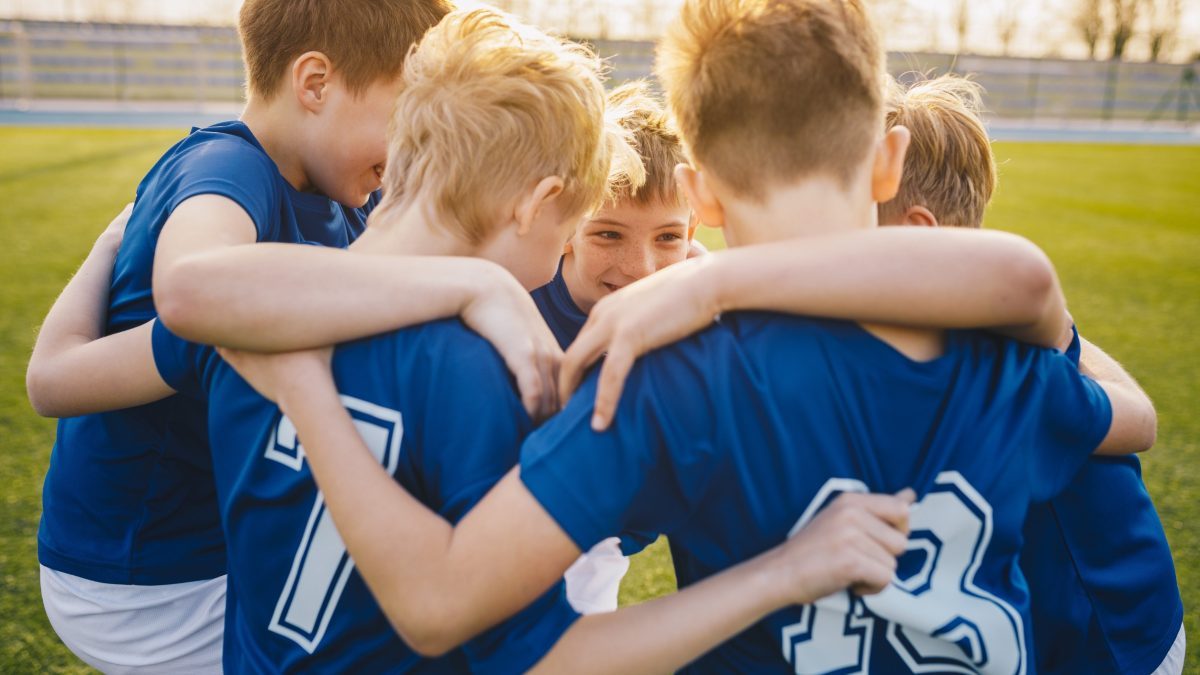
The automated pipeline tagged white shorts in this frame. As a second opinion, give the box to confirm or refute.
[563,537,630,615]
[40,566,225,674]
[1150,622,1186,675]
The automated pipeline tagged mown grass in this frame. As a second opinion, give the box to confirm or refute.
[0,129,1195,671]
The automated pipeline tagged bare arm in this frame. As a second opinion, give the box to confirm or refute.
[530,490,912,674]
[27,205,175,416]
[154,195,561,418]
[563,227,1066,430]
[1079,336,1157,455]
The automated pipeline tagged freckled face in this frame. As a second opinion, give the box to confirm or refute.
[562,199,692,313]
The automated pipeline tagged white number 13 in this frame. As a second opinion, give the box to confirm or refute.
[783,472,1026,674]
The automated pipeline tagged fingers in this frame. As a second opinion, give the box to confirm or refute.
[559,324,605,405]
[851,491,914,535]
[590,346,635,431]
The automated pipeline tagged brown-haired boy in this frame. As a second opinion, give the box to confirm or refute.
[210,0,1153,672]
[26,0,569,670]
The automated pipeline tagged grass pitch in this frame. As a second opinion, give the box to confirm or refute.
[0,128,1196,672]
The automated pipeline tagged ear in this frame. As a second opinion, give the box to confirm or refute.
[675,163,725,229]
[292,51,334,114]
[902,205,939,227]
[514,176,565,236]
[872,125,910,203]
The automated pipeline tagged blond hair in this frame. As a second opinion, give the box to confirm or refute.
[382,8,642,243]
[238,0,450,101]
[656,0,885,199]
[605,81,688,207]
[879,74,996,228]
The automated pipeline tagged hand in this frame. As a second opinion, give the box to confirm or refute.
[461,269,563,422]
[217,346,334,409]
[770,489,915,605]
[560,254,720,430]
[686,238,709,259]
[96,202,133,252]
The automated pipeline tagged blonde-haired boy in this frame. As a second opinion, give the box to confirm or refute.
[33,6,623,670]
[879,74,1185,675]
[225,0,1158,672]
[879,74,996,228]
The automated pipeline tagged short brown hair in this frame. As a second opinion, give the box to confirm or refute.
[606,81,688,207]
[656,0,885,199]
[238,0,450,100]
[879,74,996,228]
[380,8,642,243]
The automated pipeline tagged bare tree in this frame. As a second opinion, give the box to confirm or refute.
[995,0,1023,57]
[953,0,969,54]
[1146,0,1182,62]
[1075,0,1106,59]
[1108,0,1142,60]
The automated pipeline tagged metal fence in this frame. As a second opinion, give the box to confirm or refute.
[2,19,1197,123]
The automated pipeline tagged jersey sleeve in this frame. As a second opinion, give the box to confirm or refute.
[164,135,281,242]
[1026,349,1113,502]
[151,320,210,400]
[520,354,718,553]
[410,326,579,672]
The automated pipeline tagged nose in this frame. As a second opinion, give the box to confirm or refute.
[619,244,658,282]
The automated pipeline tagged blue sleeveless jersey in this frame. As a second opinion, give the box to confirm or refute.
[522,313,1113,674]
[153,319,577,672]
[1022,327,1183,674]
[38,120,374,585]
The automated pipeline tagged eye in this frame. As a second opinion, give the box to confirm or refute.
[594,230,622,241]
[657,232,683,243]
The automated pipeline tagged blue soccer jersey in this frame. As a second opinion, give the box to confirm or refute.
[530,260,589,350]
[530,258,656,556]
[38,120,375,585]
[152,319,578,672]
[1022,327,1183,674]
[521,313,1113,674]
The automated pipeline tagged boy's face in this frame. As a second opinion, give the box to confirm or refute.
[305,75,403,208]
[562,198,692,313]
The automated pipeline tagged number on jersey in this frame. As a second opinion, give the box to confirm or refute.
[264,395,403,654]
[782,472,1026,675]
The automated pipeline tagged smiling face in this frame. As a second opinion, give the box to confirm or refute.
[561,197,693,313]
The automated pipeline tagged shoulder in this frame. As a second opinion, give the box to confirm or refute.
[171,124,277,179]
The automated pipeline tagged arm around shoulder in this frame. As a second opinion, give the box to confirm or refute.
[1081,337,1157,455]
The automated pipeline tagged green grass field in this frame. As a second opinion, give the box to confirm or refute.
[0,128,1196,672]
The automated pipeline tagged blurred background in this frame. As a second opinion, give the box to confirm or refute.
[1,0,1198,136]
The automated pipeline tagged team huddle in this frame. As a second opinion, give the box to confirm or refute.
[24,0,1185,673]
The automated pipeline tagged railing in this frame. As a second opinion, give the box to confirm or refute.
[2,20,1197,123]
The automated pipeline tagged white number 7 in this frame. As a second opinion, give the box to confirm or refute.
[263,395,403,653]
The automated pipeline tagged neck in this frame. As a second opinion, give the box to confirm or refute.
[719,174,877,247]
[241,96,312,193]
[351,200,476,258]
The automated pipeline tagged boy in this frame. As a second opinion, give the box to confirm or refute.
[55,8,916,671]
[534,82,693,612]
[24,0,575,670]
[882,74,1186,675]
[222,0,1156,671]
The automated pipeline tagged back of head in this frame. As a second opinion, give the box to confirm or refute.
[656,0,885,199]
[879,74,996,228]
[381,7,641,243]
[606,81,688,208]
[238,0,451,100]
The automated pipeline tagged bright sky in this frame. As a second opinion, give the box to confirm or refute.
[1,0,1196,62]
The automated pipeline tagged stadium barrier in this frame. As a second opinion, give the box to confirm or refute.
[1,19,1197,123]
